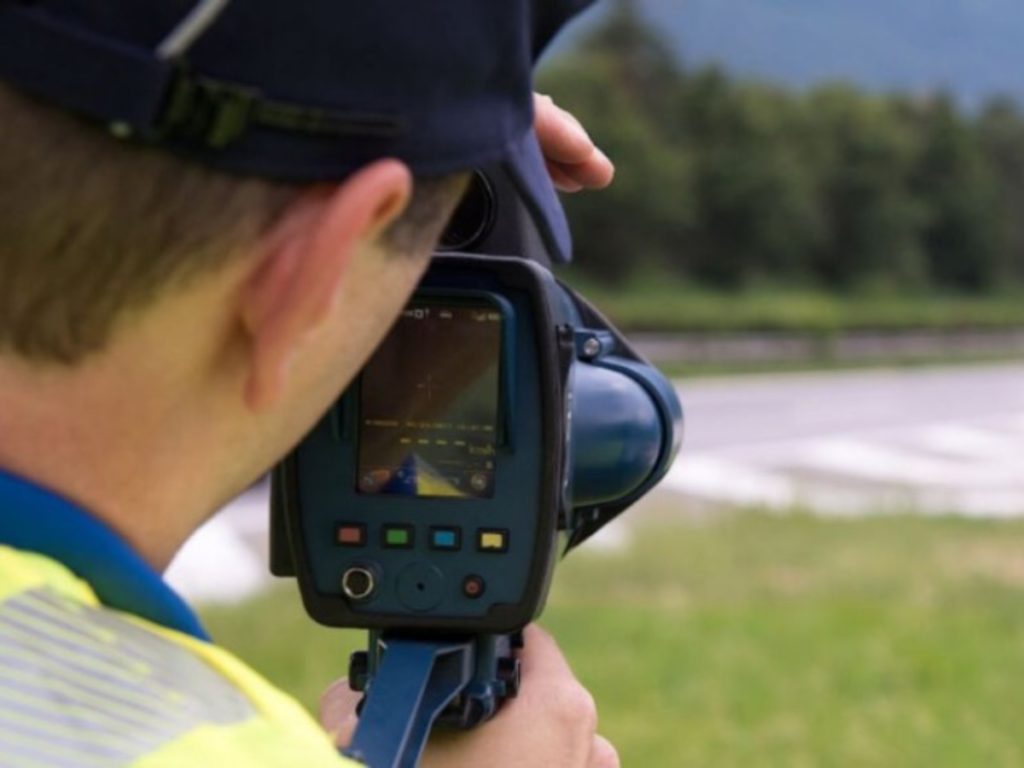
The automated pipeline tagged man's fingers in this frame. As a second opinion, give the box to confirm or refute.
[518,624,578,682]
[535,93,615,191]
[548,151,616,191]
[534,93,595,165]
[545,159,585,193]
[589,735,621,768]
[319,678,362,748]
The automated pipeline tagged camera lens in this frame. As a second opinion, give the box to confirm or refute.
[438,171,495,252]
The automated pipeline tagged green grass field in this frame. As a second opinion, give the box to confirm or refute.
[202,513,1024,766]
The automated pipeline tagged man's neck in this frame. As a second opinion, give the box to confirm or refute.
[0,289,251,571]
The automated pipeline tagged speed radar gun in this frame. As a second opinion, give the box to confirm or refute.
[270,169,684,768]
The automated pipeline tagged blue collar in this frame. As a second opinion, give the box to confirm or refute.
[0,469,209,641]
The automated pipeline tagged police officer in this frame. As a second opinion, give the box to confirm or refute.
[0,1,616,766]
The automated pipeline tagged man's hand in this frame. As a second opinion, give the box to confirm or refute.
[534,93,615,193]
[321,625,620,768]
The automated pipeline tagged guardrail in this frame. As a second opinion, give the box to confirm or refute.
[633,329,1024,366]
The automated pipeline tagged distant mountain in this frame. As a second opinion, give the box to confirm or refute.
[557,0,1024,109]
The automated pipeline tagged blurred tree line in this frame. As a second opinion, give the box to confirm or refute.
[540,0,1024,293]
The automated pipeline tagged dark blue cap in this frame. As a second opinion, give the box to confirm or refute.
[0,0,595,262]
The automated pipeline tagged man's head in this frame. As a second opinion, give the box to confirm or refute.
[0,82,468,566]
[0,0,592,567]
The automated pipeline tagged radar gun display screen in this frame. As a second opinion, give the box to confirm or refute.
[357,301,502,500]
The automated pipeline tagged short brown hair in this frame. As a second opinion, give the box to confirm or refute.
[0,84,463,364]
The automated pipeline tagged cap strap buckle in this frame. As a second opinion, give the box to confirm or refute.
[155,66,407,149]
[159,70,257,148]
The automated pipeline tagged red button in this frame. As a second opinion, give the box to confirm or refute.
[462,575,486,599]
[337,525,366,547]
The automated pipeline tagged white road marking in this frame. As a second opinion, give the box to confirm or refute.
[584,518,633,553]
[662,456,797,508]
[665,412,1024,518]
[165,510,269,604]
[789,436,1022,488]
[914,424,1023,460]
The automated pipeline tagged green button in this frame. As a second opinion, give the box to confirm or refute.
[384,526,413,548]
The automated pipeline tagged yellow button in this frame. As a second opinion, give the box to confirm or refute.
[479,531,507,552]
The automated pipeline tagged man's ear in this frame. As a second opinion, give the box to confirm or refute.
[241,159,412,411]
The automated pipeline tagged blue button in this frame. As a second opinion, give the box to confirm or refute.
[430,528,461,551]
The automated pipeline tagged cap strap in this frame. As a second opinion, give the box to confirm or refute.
[0,3,405,149]
[160,70,406,148]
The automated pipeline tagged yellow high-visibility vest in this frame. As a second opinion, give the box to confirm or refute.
[0,545,359,767]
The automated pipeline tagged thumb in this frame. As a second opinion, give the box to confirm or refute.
[319,678,363,748]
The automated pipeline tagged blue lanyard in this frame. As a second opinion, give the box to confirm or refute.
[0,469,209,641]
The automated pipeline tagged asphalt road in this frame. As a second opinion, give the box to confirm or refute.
[664,363,1024,516]
[167,363,1024,603]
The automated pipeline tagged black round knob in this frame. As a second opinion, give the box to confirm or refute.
[341,566,376,601]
